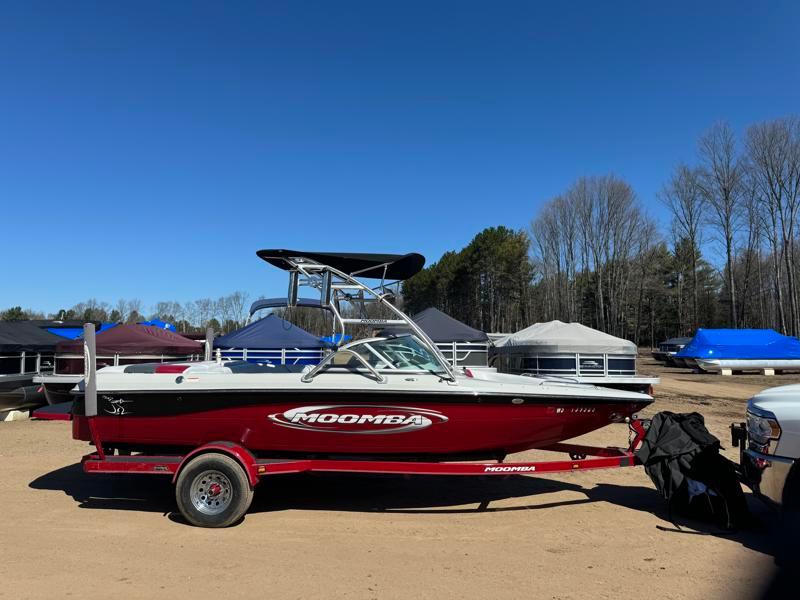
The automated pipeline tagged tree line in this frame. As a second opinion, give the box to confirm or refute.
[4,115,800,346]
[403,116,800,345]
[1,292,251,335]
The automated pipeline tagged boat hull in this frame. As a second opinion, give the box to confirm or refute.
[696,358,800,373]
[73,392,651,457]
[41,382,77,406]
[0,375,46,411]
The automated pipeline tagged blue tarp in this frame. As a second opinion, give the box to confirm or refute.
[138,319,176,332]
[320,333,352,345]
[675,328,800,360]
[214,314,326,349]
[47,323,118,340]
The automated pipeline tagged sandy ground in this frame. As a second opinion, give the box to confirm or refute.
[2,359,797,600]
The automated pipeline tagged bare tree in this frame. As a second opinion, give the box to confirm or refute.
[740,173,766,326]
[632,219,660,345]
[183,301,199,328]
[531,175,657,336]
[114,299,129,323]
[195,298,215,328]
[575,177,609,330]
[554,196,579,321]
[152,301,184,324]
[697,122,743,327]
[660,164,705,330]
[746,117,800,335]
[531,200,563,320]
[125,299,143,324]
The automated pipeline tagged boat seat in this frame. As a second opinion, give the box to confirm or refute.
[223,361,309,374]
[122,361,310,374]
[123,363,162,374]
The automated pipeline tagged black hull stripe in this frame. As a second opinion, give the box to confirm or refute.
[78,390,653,418]
[95,387,650,402]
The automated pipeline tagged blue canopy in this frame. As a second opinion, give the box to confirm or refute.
[675,328,800,360]
[214,314,326,349]
[138,319,176,332]
[47,323,118,340]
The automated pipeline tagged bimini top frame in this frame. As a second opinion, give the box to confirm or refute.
[255,249,455,380]
[256,249,425,281]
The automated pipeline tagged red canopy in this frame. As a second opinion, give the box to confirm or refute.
[56,325,202,355]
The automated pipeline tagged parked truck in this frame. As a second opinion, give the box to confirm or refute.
[731,384,800,509]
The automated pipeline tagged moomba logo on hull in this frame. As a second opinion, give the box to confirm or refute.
[268,405,448,434]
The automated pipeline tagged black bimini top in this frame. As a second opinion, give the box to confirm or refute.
[257,249,425,280]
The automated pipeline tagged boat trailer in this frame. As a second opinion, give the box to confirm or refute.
[75,323,649,527]
[82,430,646,479]
[78,421,647,528]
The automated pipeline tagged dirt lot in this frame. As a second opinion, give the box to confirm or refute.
[2,359,797,600]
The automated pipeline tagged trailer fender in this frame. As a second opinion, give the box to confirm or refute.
[173,442,260,488]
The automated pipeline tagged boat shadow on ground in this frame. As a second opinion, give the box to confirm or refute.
[29,463,776,556]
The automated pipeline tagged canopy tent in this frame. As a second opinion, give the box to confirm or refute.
[494,321,636,354]
[56,325,201,355]
[378,307,489,368]
[381,307,488,343]
[214,314,326,350]
[675,329,800,360]
[0,322,64,352]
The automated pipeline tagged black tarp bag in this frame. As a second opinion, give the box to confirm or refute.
[636,411,750,530]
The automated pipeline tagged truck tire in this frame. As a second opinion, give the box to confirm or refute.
[175,453,254,528]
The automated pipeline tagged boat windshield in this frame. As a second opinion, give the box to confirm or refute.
[345,335,448,374]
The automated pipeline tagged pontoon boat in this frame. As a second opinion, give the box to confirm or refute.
[0,322,60,411]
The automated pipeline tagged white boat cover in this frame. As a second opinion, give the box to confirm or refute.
[493,321,636,355]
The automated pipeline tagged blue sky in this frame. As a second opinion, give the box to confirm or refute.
[2,1,799,314]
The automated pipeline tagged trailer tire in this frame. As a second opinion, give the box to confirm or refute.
[175,453,254,528]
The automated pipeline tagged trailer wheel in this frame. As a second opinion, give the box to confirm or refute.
[175,453,254,528]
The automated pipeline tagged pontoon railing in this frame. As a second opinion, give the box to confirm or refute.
[493,352,637,378]
[435,342,490,368]
[218,347,324,365]
[0,352,55,376]
[53,353,203,375]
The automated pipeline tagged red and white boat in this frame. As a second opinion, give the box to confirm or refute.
[70,250,653,527]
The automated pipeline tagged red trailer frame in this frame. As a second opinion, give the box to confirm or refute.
[81,420,648,482]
